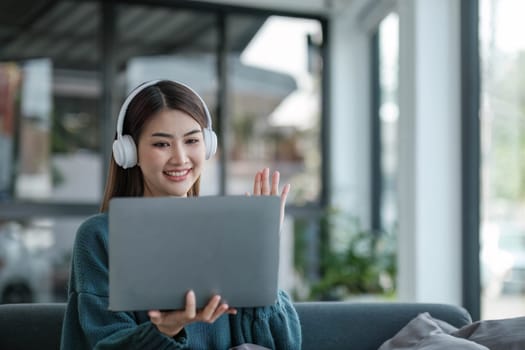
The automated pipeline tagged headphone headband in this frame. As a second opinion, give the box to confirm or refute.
[115,80,161,138]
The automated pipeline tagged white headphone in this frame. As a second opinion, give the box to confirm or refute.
[112,80,218,169]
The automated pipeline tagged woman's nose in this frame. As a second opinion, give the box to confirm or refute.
[169,142,188,164]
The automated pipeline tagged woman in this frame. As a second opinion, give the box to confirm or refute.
[60,80,301,349]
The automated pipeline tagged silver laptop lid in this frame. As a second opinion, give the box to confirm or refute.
[108,195,281,311]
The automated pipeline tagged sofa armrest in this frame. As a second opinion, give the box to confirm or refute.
[294,301,472,350]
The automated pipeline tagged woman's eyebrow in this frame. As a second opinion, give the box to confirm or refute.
[183,129,202,137]
[150,129,202,138]
[150,132,174,138]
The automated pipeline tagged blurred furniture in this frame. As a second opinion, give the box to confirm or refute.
[0,301,472,350]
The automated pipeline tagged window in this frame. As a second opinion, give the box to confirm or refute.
[0,2,102,303]
[0,2,102,203]
[480,0,525,319]
[226,15,323,206]
[377,13,399,236]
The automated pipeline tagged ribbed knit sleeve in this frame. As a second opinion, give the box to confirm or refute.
[229,290,302,350]
[60,214,188,350]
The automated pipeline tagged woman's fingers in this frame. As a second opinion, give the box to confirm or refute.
[184,290,197,319]
[253,168,270,196]
[208,303,230,323]
[148,310,162,323]
[280,183,291,227]
[226,307,238,315]
[148,291,232,337]
[195,295,235,323]
[253,168,285,196]
[198,295,221,322]
[251,167,291,226]
[281,183,290,203]
[271,171,280,195]
[261,167,270,195]
[253,171,261,195]
[251,167,291,227]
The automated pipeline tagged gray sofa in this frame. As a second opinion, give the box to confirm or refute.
[0,301,471,350]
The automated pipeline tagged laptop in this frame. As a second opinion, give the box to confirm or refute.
[108,195,281,312]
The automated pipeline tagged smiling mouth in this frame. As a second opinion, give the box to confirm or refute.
[164,169,190,177]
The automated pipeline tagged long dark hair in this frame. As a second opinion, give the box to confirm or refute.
[100,80,209,212]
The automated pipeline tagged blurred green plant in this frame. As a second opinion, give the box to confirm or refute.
[294,207,396,301]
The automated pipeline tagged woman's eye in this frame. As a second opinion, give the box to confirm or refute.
[153,142,170,148]
[186,138,199,144]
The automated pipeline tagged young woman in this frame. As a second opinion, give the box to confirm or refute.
[60,80,301,349]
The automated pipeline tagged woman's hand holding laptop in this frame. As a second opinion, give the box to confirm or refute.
[148,290,237,337]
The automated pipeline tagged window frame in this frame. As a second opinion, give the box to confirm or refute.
[461,0,481,321]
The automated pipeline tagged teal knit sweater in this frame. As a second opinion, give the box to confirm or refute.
[60,214,302,350]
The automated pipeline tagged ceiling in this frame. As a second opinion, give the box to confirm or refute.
[0,0,301,108]
[0,0,268,71]
[201,0,353,16]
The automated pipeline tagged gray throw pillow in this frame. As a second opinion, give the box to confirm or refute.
[416,334,490,350]
[378,312,488,350]
[453,316,525,350]
[229,344,271,350]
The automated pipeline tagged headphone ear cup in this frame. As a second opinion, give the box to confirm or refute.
[112,134,137,169]
[202,128,217,160]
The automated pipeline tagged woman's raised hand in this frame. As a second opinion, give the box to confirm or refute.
[249,167,291,228]
[148,290,237,337]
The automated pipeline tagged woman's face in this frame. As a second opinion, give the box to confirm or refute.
[137,108,206,197]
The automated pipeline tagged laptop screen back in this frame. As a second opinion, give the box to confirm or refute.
[108,195,281,311]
